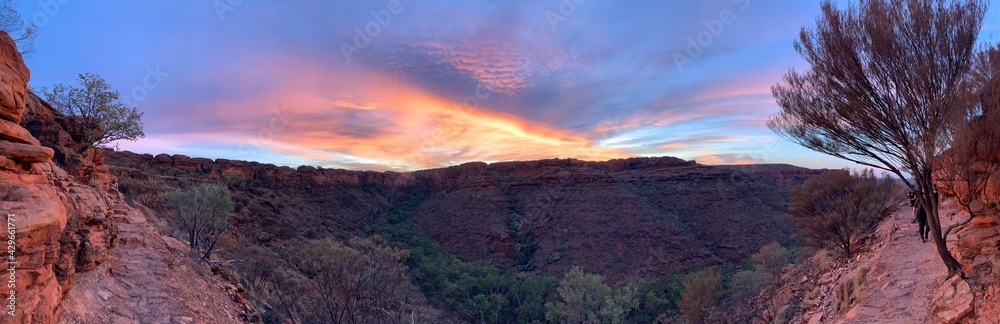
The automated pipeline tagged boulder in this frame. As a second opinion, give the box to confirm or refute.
[0,141,54,163]
[932,276,975,324]
[0,118,40,145]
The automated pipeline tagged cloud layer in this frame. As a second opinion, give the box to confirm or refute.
[21,1,1000,170]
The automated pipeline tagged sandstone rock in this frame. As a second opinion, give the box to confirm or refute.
[971,215,999,229]
[932,276,975,324]
[0,32,29,123]
[0,118,40,145]
[0,181,67,323]
[0,141,54,163]
[153,153,172,168]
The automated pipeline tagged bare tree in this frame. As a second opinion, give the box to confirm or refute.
[295,236,408,324]
[42,72,145,153]
[162,184,234,261]
[0,0,37,56]
[768,0,987,277]
[936,45,1000,239]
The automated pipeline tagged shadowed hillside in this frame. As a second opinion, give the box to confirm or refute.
[104,151,824,282]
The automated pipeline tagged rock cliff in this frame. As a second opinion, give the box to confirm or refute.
[0,31,250,323]
[107,148,825,283]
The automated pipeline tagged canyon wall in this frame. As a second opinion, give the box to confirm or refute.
[0,31,122,323]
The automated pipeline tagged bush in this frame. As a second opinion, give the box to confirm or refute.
[677,267,723,323]
[751,242,791,278]
[544,266,640,324]
[787,169,899,258]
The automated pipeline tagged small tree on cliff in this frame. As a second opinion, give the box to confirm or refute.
[768,0,987,277]
[0,0,38,56]
[42,72,144,153]
[162,184,234,261]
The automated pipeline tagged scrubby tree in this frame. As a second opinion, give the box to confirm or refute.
[677,267,723,323]
[750,242,791,279]
[0,0,37,56]
[768,0,987,276]
[786,169,899,258]
[294,236,409,324]
[162,184,234,261]
[43,72,144,153]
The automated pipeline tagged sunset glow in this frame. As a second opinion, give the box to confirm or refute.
[20,1,1000,170]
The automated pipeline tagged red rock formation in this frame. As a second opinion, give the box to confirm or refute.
[0,30,65,323]
[106,146,823,283]
[1,29,220,323]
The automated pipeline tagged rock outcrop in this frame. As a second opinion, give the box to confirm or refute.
[932,276,975,324]
[1,31,250,323]
[0,30,65,323]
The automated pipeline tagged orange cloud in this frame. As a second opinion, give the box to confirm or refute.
[188,65,627,170]
[269,86,626,169]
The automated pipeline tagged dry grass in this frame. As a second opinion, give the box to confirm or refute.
[835,267,869,312]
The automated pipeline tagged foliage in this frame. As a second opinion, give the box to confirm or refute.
[750,242,791,278]
[42,72,145,152]
[294,237,409,323]
[0,0,37,56]
[161,184,234,260]
[677,267,723,323]
[786,169,899,258]
[768,0,988,276]
[543,267,640,323]
[368,187,559,323]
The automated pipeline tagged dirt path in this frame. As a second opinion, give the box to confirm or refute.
[57,203,250,324]
[833,202,957,323]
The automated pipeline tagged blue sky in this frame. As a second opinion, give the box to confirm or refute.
[15,0,1000,171]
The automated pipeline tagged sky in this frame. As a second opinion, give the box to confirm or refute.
[15,0,1000,171]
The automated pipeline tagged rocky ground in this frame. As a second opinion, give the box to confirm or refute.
[57,201,252,324]
[763,199,1000,324]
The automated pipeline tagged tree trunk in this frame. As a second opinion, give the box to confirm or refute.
[919,175,963,277]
